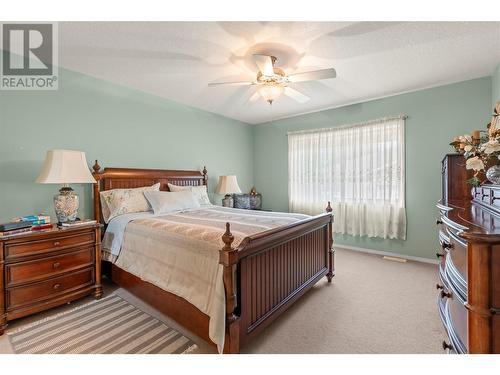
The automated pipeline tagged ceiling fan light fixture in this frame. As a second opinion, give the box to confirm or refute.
[258,84,284,105]
[208,53,335,106]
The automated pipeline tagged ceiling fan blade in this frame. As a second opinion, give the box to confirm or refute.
[287,68,337,83]
[253,54,275,76]
[208,81,253,87]
[249,91,261,102]
[284,87,310,103]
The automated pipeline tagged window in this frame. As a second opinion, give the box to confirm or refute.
[288,116,406,240]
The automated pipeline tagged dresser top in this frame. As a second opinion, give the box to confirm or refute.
[441,185,500,243]
[0,223,102,243]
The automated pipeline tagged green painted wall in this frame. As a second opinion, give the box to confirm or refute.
[0,54,495,261]
[493,62,500,108]
[253,77,492,259]
[0,67,254,222]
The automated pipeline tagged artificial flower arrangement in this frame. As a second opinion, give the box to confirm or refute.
[450,102,500,186]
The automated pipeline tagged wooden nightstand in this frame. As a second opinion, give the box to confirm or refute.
[0,223,102,335]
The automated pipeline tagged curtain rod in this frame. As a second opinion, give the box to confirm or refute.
[286,114,408,136]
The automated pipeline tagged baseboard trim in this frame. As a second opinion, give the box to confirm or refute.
[335,244,439,265]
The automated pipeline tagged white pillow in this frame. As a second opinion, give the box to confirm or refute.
[144,190,200,215]
[167,183,212,206]
[99,183,160,223]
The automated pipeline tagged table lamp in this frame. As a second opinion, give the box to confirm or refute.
[215,175,242,207]
[36,150,96,223]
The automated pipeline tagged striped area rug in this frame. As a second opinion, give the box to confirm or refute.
[8,294,197,354]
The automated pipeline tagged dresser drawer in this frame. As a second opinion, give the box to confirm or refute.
[5,247,94,287]
[445,230,467,283]
[6,268,94,308]
[439,284,468,354]
[446,294,467,352]
[4,232,95,260]
[437,230,449,267]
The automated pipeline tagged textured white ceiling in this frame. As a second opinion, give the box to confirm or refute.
[58,22,500,124]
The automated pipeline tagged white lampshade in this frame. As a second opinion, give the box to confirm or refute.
[36,150,96,184]
[215,175,242,195]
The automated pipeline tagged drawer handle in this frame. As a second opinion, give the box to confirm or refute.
[442,340,453,351]
[442,242,453,250]
[53,283,62,290]
[436,219,443,225]
[440,290,452,299]
[436,284,444,290]
[53,262,61,269]
[53,241,61,246]
[436,252,444,259]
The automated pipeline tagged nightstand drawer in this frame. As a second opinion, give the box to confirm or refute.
[7,268,94,308]
[4,232,95,260]
[6,247,94,287]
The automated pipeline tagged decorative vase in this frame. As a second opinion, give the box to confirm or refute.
[486,165,500,184]
[53,187,79,223]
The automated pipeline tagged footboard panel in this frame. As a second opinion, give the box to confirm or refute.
[237,214,332,345]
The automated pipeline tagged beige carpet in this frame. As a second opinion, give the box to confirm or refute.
[0,248,445,354]
[240,248,445,354]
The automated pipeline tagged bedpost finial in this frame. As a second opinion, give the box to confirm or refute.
[326,201,333,213]
[202,166,207,177]
[222,222,234,249]
[92,160,101,173]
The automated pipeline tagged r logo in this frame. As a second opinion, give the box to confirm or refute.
[2,23,53,76]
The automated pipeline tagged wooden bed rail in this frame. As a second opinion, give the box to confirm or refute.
[220,202,334,353]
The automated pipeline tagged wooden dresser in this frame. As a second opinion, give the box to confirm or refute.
[0,224,102,335]
[437,154,500,353]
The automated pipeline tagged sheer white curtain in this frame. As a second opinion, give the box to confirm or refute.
[288,116,406,240]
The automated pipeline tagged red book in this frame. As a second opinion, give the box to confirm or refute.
[31,223,54,231]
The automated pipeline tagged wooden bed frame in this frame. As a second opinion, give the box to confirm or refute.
[91,161,334,353]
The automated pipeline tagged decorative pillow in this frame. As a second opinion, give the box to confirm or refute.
[99,183,160,223]
[233,194,251,209]
[144,190,200,215]
[167,183,212,206]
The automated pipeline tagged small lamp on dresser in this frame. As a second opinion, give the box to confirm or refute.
[215,175,242,207]
[36,149,96,223]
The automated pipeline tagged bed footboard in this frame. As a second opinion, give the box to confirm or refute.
[220,205,334,353]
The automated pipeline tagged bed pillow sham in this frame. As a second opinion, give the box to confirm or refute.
[100,183,160,223]
[144,190,200,214]
[167,183,212,206]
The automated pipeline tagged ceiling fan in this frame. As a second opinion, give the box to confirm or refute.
[208,54,337,105]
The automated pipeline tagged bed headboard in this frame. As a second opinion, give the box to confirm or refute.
[91,160,207,224]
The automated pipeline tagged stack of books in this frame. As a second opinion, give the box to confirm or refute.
[0,221,33,237]
[0,215,53,238]
[20,215,52,230]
